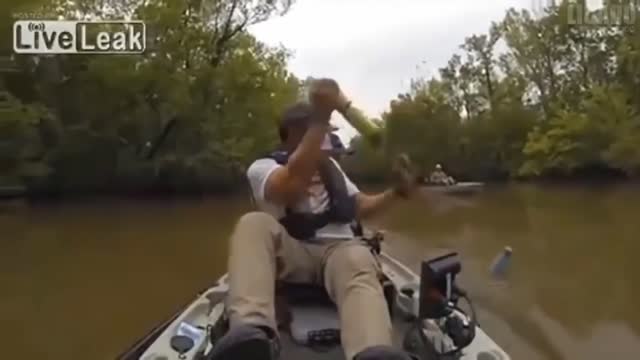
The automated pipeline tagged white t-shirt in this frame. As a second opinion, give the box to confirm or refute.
[247,157,360,240]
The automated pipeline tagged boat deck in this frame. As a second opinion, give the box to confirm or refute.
[280,316,411,360]
[127,253,511,360]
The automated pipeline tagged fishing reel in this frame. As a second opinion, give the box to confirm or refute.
[403,252,477,360]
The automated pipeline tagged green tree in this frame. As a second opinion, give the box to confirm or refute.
[1,0,300,196]
[351,0,639,182]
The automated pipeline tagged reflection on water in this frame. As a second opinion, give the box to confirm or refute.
[1,184,639,359]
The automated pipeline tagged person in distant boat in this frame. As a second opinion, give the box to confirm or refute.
[209,79,417,360]
[429,163,455,185]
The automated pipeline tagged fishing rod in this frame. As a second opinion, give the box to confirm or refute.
[143,117,178,160]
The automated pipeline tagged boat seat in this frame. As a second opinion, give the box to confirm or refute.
[276,276,395,312]
[268,230,391,348]
[277,282,335,306]
[275,278,396,348]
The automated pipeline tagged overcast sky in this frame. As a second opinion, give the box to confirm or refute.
[247,0,596,139]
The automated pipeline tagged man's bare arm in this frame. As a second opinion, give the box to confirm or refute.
[356,151,416,218]
[340,106,378,139]
[355,189,397,219]
[264,79,349,206]
[264,116,331,205]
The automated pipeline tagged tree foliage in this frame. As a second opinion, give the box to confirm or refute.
[347,0,640,181]
[1,0,299,195]
[2,0,640,196]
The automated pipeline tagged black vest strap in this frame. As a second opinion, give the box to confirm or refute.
[264,151,357,240]
[317,158,357,223]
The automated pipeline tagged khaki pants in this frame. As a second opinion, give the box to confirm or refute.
[227,212,393,360]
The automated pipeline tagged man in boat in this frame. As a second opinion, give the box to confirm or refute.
[210,79,416,360]
[429,163,455,185]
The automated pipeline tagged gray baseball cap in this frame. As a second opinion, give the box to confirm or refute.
[278,102,315,141]
[278,102,354,155]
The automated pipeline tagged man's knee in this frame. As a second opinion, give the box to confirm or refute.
[235,212,279,232]
[230,212,280,248]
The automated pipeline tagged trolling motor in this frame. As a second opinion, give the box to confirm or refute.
[403,252,477,360]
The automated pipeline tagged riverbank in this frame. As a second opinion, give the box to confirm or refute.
[0,185,27,200]
[0,187,252,204]
[4,176,639,204]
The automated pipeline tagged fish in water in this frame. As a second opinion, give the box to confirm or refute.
[490,246,513,279]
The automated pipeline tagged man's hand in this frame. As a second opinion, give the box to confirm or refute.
[309,78,350,114]
[391,153,416,199]
[355,153,416,219]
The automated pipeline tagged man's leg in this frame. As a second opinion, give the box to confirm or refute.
[227,211,316,331]
[211,212,316,360]
[322,241,393,359]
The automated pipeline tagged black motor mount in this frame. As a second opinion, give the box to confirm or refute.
[403,252,477,360]
[418,252,461,319]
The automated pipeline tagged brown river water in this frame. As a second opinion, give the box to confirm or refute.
[1,184,639,360]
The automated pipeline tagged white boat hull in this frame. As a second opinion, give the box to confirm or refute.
[422,182,485,195]
[124,252,510,360]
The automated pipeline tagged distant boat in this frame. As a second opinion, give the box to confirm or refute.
[0,185,26,200]
[421,181,484,195]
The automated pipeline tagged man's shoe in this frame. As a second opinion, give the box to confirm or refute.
[207,324,278,360]
[353,345,417,360]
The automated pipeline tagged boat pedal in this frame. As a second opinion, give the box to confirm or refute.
[308,329,340,345]
[306,329,341,352]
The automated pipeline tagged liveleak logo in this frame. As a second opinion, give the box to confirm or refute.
[13,21,145,54]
